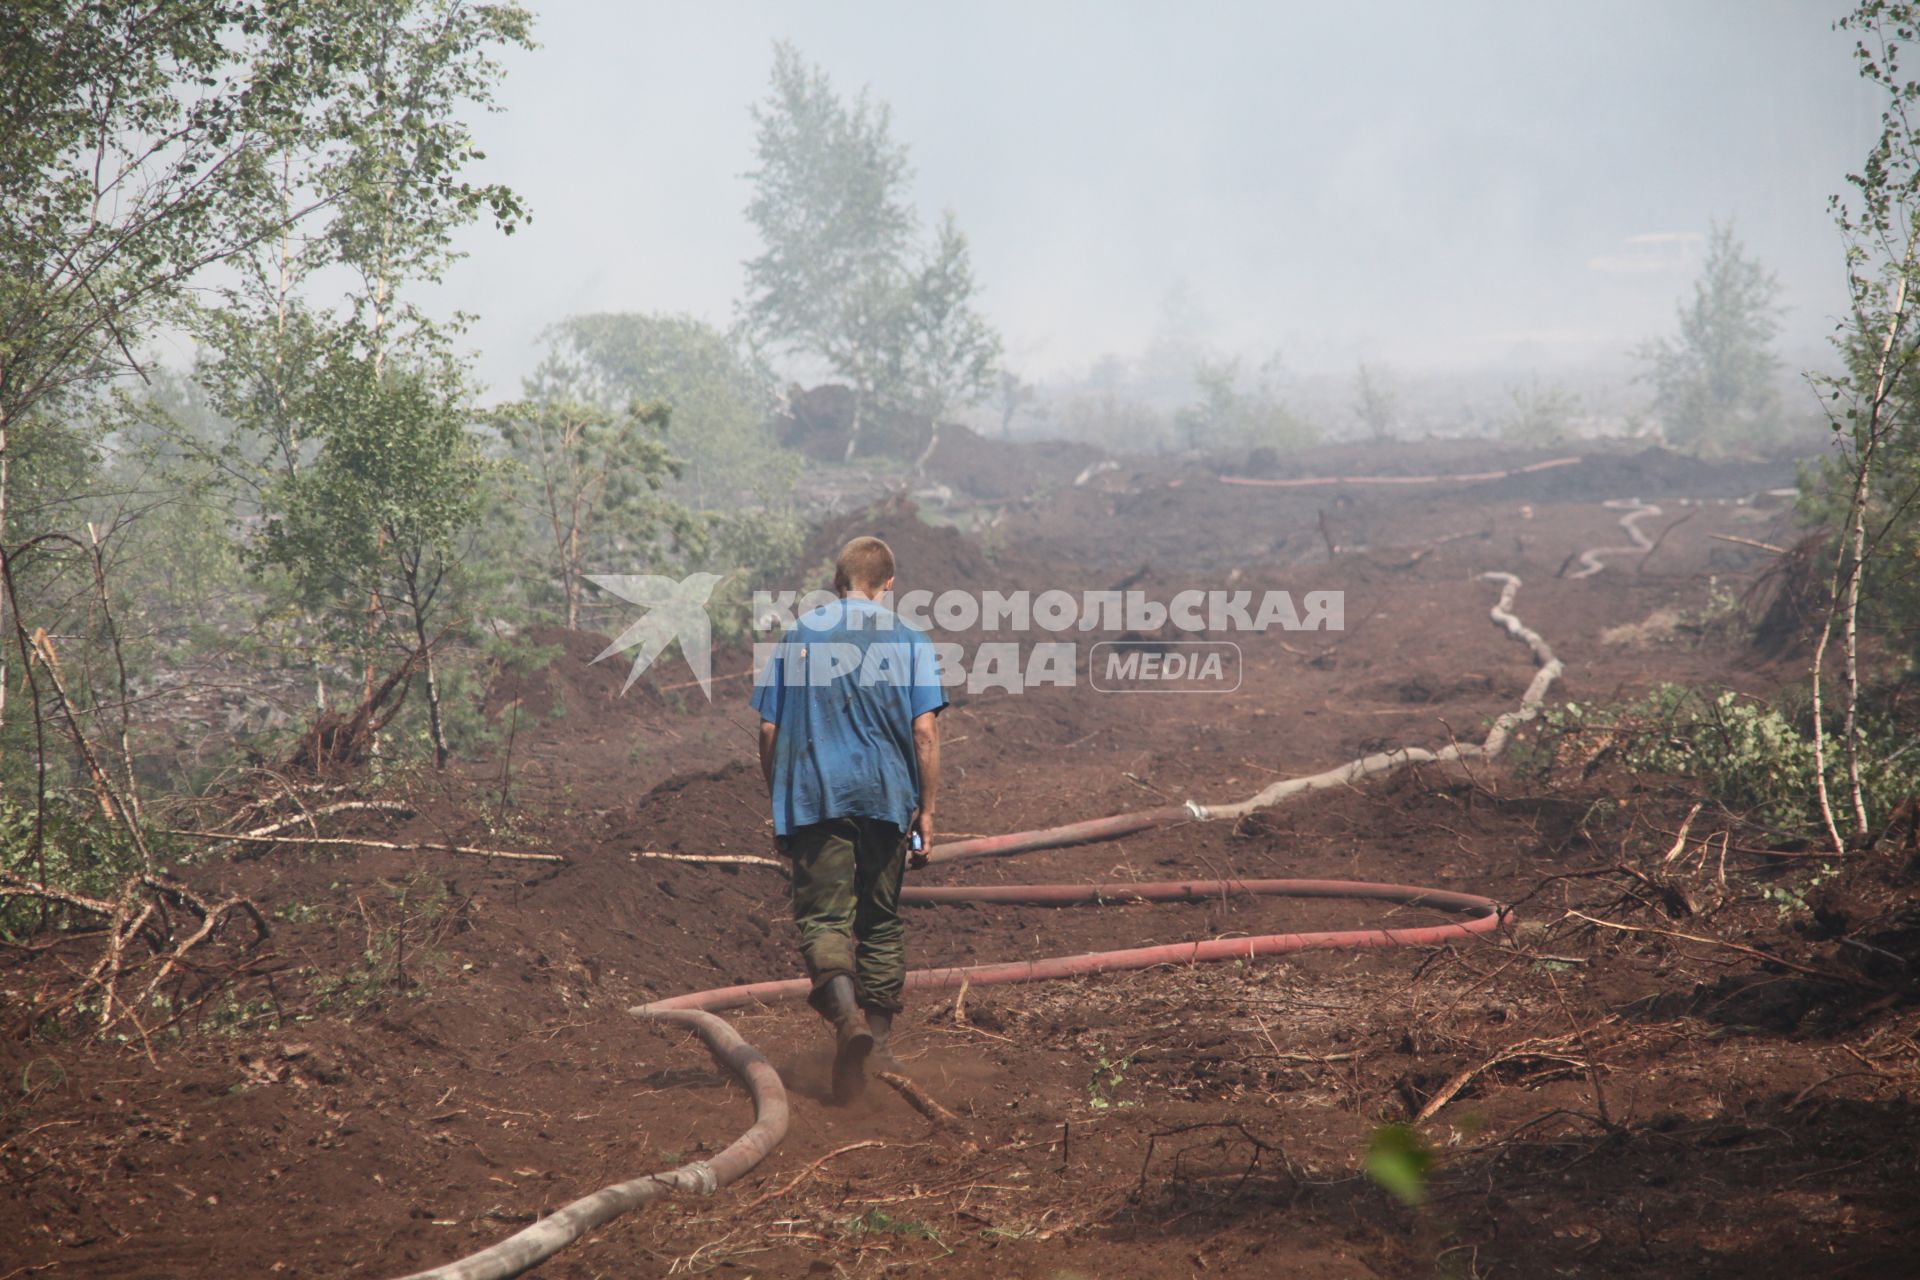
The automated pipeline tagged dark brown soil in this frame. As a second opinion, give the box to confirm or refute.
[6,438,1917,1280]
[920,424,1103,502]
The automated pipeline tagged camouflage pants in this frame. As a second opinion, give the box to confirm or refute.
[787,817,907,1014]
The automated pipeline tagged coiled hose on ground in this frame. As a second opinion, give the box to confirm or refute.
[393,570,1561,1280]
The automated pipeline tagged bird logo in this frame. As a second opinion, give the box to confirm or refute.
[585,572,725,697]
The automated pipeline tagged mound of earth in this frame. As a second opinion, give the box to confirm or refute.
[1482,445,1798,501]
[483,624,655,722]
[1222,437,1570,480]
[779,383,944,463]
[795,493,1009,597]
[920,423,1103,501]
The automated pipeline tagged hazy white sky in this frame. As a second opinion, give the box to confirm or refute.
[436,0,1880,394]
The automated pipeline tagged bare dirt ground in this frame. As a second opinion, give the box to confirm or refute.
[7,436,1920,1279]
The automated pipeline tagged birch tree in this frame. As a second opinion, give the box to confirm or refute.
[1807,2,1920,850]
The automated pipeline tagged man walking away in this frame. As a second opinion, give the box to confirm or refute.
[752,536,945,1102]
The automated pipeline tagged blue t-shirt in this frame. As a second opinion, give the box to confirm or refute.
[750,597,947,837]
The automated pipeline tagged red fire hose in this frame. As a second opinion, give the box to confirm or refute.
[395,571,1557,1280]
[643,879,1506,1016]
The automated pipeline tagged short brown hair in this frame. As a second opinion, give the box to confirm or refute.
[834,536,896,592]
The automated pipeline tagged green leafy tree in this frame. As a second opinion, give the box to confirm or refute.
[1176,358,1316,453]
[893,214,1003,465]
[1800,3,1920,849]
[1638,220,1785,451]
[0,0,332,757]
[536,313,789,509]
[0,0,529,1032]
[741,41,913,459]
[997,369,1040,439]
[741,42,1000,460]
[181,0,533,768]
[525,313,801,612]
[493,395,686,628]
[262,353,488,767]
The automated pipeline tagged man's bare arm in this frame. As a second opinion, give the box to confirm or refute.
[909,710,940,860]
[758,720,778,794]
[758,720,788,856]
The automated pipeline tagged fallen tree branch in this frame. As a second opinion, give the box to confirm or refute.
[232,800,416,840]
[0,874,117,915]
[184,801,419,861]
[1708,533,1789,554]
[1635,509,1696,573]
[634,851,786,871]
[1562,908,1871,986]
[0,869,270,1038]
[878,1070,969,1136]
[163,830,567,864]
[1411,1031,1596,1124]
[741,1139,884,1210]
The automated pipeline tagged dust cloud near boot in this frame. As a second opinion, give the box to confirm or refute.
[815,974,873,1102]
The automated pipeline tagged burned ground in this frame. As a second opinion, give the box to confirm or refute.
[5,437,1917,1279]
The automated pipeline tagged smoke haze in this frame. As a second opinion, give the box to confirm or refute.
[436,0,1877,397]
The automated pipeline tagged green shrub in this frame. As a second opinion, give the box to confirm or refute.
[1530,684,1920,830]
[0,797,148,943]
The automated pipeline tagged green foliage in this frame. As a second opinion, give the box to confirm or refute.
[1637,220,1785,452]
[886,214,1003,435]
[533,312,791,510]
[1501,377,1583,445]
[1364,1123,1433,1207]
[742,41,915,370]
[1680,576,1751,644]
[98,384,251,619]
[262,353,486,616]
[501,314,808,633]
[1085,1045,1138,1111]
[1794,5,1920,657]
[165,1,532,768]
[1176,358,1317,453]
[2,413,96,533]
[1760,863,1841,919]
[846,1208,939,1241]
[0,1,310,430]
[995,369,1043,439]
[0,797,147,944]
[740,42,1000,458]
[1533,685,1920,830]
[303,0,532,330]
[492,391,684,627]
[702,509,809,644]
[307,869,456,1012]
[1,1,348,796]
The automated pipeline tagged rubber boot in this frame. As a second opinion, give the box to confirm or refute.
[816,974,873,1103]
[866,1010,901,1071]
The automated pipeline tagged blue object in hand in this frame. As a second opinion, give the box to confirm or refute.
[910,831,923,852]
